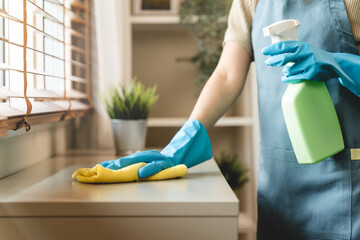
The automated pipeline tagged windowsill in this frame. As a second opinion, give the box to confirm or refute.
[0,120,70,142]
[0,150,239,239]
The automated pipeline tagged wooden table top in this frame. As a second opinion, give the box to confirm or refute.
[0,150,238,217]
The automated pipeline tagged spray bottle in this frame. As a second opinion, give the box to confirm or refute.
[263,19,344,164]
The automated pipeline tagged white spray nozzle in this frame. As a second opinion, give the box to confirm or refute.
[263,19,300,43]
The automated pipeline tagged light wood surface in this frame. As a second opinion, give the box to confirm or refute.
[131,15,180,24]
[148,116,254,127]
[0,150,239,240]
[0,217,237,240]
[0,150,238,217]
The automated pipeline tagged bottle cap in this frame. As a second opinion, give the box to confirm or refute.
[263,19,300,36]
[263,19,300,43]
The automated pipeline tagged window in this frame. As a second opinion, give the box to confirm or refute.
[0,0,91,137]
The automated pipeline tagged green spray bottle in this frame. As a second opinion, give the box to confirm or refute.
[263,19,344,164]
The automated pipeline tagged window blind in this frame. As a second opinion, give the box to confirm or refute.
[0,0,91,137]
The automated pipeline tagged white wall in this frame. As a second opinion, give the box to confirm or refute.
[81,0,131,150]
[0,120,74,179]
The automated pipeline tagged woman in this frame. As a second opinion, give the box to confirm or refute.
[86,0,360,239]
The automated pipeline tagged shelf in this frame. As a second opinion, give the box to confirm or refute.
[147,117,254,128]
[131,15,180,25]
[238,212,257,233]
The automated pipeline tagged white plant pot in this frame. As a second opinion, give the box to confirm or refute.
[111,119,147,155]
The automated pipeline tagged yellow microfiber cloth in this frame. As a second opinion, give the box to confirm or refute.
[72,162,188,183]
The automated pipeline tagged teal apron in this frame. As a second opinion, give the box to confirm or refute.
[251,0,360,239]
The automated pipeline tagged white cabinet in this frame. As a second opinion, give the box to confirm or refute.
[0,150,239,240]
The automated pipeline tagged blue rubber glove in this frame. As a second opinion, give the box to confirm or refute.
[99,119,213,178]
[262,41,360,97]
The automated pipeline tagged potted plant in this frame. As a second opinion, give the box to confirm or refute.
[215,151,248,192]
[179,0,232,92]
[102,77,159,155]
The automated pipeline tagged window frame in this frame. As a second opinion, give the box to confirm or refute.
[0,0,92,137]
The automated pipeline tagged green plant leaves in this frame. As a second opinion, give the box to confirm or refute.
[101,78,159,119]
[179,0,232,90]
[215,151,249,191]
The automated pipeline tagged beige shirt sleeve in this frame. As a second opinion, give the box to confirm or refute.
[223,0,257,56]
[224,0,359,55]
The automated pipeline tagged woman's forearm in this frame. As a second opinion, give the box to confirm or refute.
[189,42,252,129]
